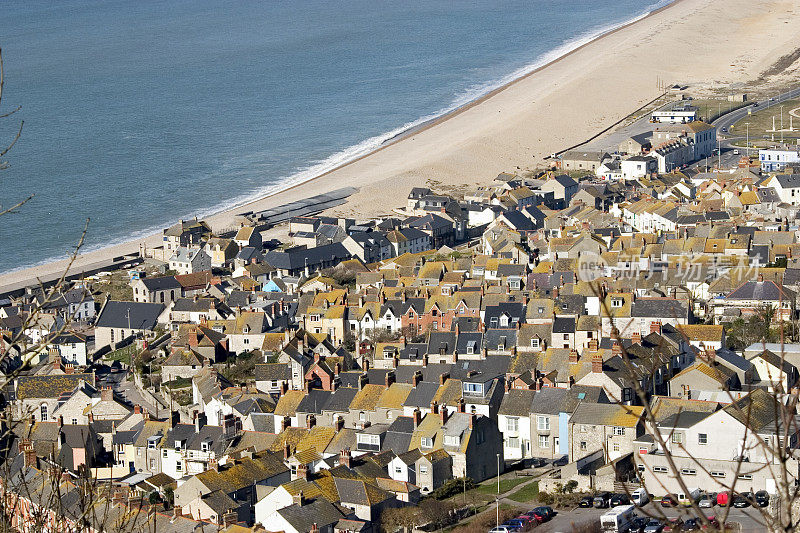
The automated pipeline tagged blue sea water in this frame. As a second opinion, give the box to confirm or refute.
[0,0,668,273]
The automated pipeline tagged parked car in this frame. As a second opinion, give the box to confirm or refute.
[489,527,513,533]
[732,492,751,508]
[553,455,568,467]
[533,506,554,521]
[610,493,631,506]
[733,149,739,155]
[579,496,594,508]
[663,518,684,532]
[514,515,534,527]
[529,457,547,468]
[501,521,523,532]
[698,493,716,508]
[700,517,720,530]
[660,494,678,507]
[755,490,770,507]
[630,516,650,533]
[716,491,732,506]
[683,518,699,531]
[594,491,612,508]
[643,519,665,533]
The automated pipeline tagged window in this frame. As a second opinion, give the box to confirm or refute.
[507,437,520,449]
[611,298,623,308]
[537,416,550,431]
[580,441,587,450]
[500,316,509,327]
[176,461,182,472]
[359,412,366,422]
[421,437,433,448]
[507,417,519,432]
[395,466,402,474]
[444,435,461,447]
[539,435,549,448]
[201,441,209,453]
[698,433,707,445]
[71,418,78,425]
[40,404,48,421]
[671,433,682,444]
[162,449,168,458]
[419,465,428,474]
[710,471,726,478]
[681,468,697,475]
[738,474,753,480]
[612,443,620,452]
[580,425,587,433]
[613,427,625,436]
[357,434,381,452]
[531,338,540,349]
[653,466,669,473]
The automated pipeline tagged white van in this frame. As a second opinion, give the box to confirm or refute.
[600,505,635,532]
[678,488,701,506]
[631,488,649,506]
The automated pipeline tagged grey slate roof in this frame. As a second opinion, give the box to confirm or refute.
[95,300,164,331]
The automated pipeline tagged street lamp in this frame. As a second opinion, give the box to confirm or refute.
[781,105,785,144]
[496,497,500,530]
[745,122,750,158]
[497,453,500,495]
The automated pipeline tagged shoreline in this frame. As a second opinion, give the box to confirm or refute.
[0,0,679,282]
[2,0,799,291]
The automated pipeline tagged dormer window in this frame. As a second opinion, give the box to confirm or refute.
[538,307,545,314]
[531,338,540,349]
[500,315,509,327]
[444,435,460,447]
[611,298,624,308]
[201,441,210,453]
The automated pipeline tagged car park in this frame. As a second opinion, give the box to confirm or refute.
[579,496,594,508]
[631,488,650,506]
[755,490,770,507]
[660,494,678,507]
[594,491,612,508]
[643,519,665,533]
[610,493,631,506]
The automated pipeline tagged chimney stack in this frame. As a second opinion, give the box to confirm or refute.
[340,448,352,468]
[284,442,291,460]
[631,331,642,344]
[413,409,422,428]
[296,463,309,481]
[440,406,448,425]
[592,351,603,373]
[100,386,113,402]
[439,372,449,385]
[385,370,396,388]
[306,415,316,429]
[469,413,477,429]
[336,416,345,432]
[650,321,662,335]
[612,340,622,357]
[412,371,423,387]
[293,490,305,507]
[430,401,439,415]
[282,416,291,432]
[458,398,466,413]
[172,505,183,520]
[568,349,578,363]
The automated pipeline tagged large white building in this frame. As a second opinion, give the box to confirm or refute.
[759,146,800,172]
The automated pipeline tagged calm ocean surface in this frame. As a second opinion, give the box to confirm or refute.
[0,0,667,273]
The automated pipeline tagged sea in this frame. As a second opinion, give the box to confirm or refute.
[0,0,670,273]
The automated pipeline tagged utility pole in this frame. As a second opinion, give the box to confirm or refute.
[745,122,750,158]
[781,105,785,144]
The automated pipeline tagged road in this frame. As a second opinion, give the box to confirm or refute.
[583,85,800,158]
[535,502,765,533]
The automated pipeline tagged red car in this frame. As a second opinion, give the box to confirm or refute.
[700,516,720,530]
[660,494,678,507]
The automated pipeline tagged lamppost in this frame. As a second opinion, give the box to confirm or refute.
[745,122,750,158]
[497,453,500,495]
[781,105,785,144]
[496,497,500,530]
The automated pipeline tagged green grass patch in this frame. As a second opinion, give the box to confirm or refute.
[162,376,193,390]
[476,477,528,495]
[508,481,539,503]
[106,344,137,364]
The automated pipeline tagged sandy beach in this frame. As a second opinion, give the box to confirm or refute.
[3,0,800,289]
